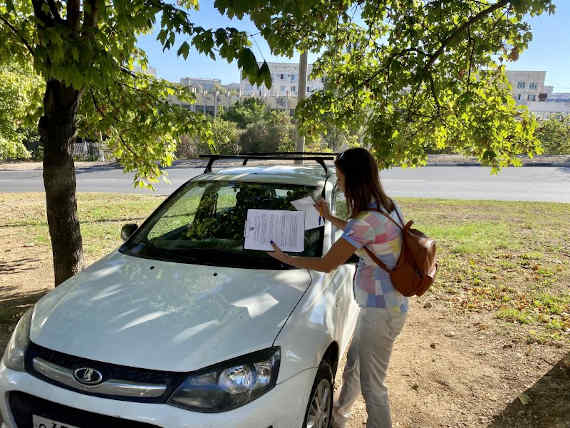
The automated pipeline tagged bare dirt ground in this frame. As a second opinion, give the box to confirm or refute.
[1,229,568,427]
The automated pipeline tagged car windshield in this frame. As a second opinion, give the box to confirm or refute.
[120,180,324,269]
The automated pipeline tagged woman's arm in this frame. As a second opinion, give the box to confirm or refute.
[267,238,356,273]
[314,199,347,230]
[326,215,347,230]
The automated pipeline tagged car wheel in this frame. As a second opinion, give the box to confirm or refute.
[302,360,333,428]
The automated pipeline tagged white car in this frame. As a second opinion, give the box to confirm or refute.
[1,155,359,428]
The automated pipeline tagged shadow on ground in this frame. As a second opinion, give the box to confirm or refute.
[488,352,570,428]
[0,258,41,275]
[0,287,47,336]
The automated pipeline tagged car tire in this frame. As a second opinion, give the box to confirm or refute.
[302,360,334,428]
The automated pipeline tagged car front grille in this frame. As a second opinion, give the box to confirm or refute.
[26,342,185,403]
[9,391,160,428]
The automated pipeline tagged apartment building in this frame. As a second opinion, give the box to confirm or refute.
[178,77,240,116]
[180,77,222,92]
[505,71,551,103]
[239,62,324,109]
[506,70,569,118]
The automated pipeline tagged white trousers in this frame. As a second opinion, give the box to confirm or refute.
[334,308,407,428]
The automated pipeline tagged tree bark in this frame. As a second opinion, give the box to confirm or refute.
[40,79,84,286]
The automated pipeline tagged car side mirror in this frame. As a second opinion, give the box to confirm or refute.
[121,223,138,241]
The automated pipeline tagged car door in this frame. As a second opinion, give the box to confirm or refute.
[329,184,359,354]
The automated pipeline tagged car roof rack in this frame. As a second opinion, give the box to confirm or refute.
[199,152,338,175]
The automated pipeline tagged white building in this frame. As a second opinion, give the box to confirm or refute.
[546,92,570,102]
[239,62,324,109]
[176,78,240,116]
[505,71,550,103]
[525,100,570,119]
[133,65,157,76]
[506,70,570,118]
[180,77,222,92]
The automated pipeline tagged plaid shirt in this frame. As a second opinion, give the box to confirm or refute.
[341,203,408,313]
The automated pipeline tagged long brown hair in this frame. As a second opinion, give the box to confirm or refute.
[335,147,394,217]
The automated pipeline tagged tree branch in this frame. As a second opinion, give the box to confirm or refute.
[425,0,510,70]
[120,65,137,78]
[0,15,35,55]
[82,0,100,36]
[31,0,55,26]
[339,46,427,104]
[428,72,441,117]
[46,0,63,23]
[93,88,147,162]
[90,89,105,116]
[467,22,474,89]
[118,134,142,160]
[67,0,81,32]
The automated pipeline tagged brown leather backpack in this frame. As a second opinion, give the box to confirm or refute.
[363,208,437,297]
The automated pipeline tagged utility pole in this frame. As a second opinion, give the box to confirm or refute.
[295,51,308,164]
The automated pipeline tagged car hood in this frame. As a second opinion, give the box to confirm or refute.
[30,252,310,372]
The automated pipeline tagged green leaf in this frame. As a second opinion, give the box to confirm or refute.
[177,41,190,59]
[237,48,258,81]
[259,61,272,89]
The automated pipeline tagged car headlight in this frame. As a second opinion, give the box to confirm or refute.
[2,308,33,371]
[168,347,280,412]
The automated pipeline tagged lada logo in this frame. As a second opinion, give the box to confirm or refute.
[73,367,103,386]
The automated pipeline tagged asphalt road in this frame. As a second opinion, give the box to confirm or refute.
[0,164,569,202]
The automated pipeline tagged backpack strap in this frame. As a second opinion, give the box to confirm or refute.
[361,206,405,274]
[363,246,392,273]
[368,207,405,229]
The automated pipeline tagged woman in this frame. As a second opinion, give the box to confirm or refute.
[268,147,408,428]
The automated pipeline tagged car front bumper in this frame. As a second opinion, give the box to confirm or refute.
[0,361,316,428]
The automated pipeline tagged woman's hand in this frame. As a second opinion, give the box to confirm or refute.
[313,199,331,220]
[267,241,291,265]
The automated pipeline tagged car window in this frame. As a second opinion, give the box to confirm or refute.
[121,180,324,269]
[147,183,205,241]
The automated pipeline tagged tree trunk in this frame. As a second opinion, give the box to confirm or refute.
[40,79,84,286]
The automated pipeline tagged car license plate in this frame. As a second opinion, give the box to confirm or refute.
[33,415,79,428]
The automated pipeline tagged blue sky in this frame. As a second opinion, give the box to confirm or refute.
[137,0,570,91]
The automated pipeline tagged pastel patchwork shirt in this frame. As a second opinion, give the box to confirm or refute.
[341,203,408,313]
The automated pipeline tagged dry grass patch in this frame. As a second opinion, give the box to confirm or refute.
[1,193,567,345]
[400,199,570,345]
[1,193,569,427]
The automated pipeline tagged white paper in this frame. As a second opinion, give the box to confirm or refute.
[290,196,323,230]
[244,209,305,252]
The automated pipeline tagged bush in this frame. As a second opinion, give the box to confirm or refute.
[211,118,241,154]
[176,135,201,158]
[222,98,269,129]
[0,63,44,160]
[177,118,241,158]
[536,116,570,155]
[239,111,296,153]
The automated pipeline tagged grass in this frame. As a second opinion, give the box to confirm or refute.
[1,193,569,344]
[398,198,569,344]
[0,192,164,261]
